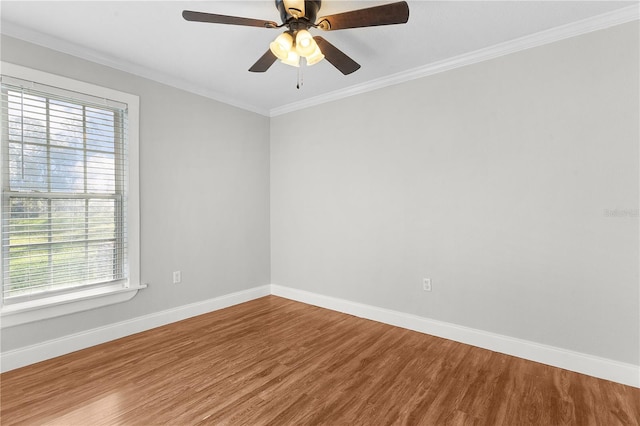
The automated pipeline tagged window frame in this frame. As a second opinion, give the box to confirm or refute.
[0,62,143,328]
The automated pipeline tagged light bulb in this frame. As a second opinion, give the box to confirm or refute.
[305,45,324,66]
[295,30,316,57]
[280,50,300,67]
[269,32,293,61]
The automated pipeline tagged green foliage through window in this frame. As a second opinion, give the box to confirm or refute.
[2,85,128,301]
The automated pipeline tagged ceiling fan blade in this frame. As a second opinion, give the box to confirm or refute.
[182,10,278,28]
[313,37,360,75]
[249,50,278,73]
[316,1,409,31]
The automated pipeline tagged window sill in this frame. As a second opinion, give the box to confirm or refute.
[1,283,147,328]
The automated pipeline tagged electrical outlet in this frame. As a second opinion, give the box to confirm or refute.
[423,278,432,292]
[173,271,181,284]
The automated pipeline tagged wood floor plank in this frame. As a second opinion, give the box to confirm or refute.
[1,296,639,425]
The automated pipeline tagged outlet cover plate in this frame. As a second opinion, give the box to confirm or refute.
[423,278,431,291]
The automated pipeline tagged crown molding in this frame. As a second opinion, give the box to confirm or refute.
[0,20,271,117]
[269,3,640,116]
[1,4,637,118]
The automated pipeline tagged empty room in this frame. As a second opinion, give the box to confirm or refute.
[0,1,639,424]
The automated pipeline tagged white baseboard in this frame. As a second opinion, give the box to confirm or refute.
[3,283,638,388]
[270,284,639,388]
[0,285,271,373]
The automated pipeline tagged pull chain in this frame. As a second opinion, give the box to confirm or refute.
[297,59,305,89]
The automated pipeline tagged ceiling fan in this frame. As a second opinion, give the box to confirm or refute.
[182,0,410,76]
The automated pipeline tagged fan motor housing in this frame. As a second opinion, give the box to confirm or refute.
[275,0,322,26]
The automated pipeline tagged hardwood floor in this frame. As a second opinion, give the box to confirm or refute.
[1,296,638,425]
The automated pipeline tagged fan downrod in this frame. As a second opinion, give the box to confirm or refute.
[275,0,322,30]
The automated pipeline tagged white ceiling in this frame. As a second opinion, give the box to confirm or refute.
[1,1,637,116]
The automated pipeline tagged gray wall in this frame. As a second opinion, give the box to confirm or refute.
[271,22,639,364]
[1,36,271,351]
[2,21,638,366]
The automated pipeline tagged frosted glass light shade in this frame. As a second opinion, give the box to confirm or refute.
[284,0,305,18]
[281,50,300,67]
[305,46,324,66]
[269,32,294,60]
[295,30,316,57]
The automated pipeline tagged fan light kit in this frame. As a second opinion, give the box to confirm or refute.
[269,30,324,67]
[183,0,409,79]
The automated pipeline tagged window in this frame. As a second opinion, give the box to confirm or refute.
[1,63,141,327]
[3,81,126,300]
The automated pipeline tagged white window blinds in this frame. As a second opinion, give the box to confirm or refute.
[1,77,130,302]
